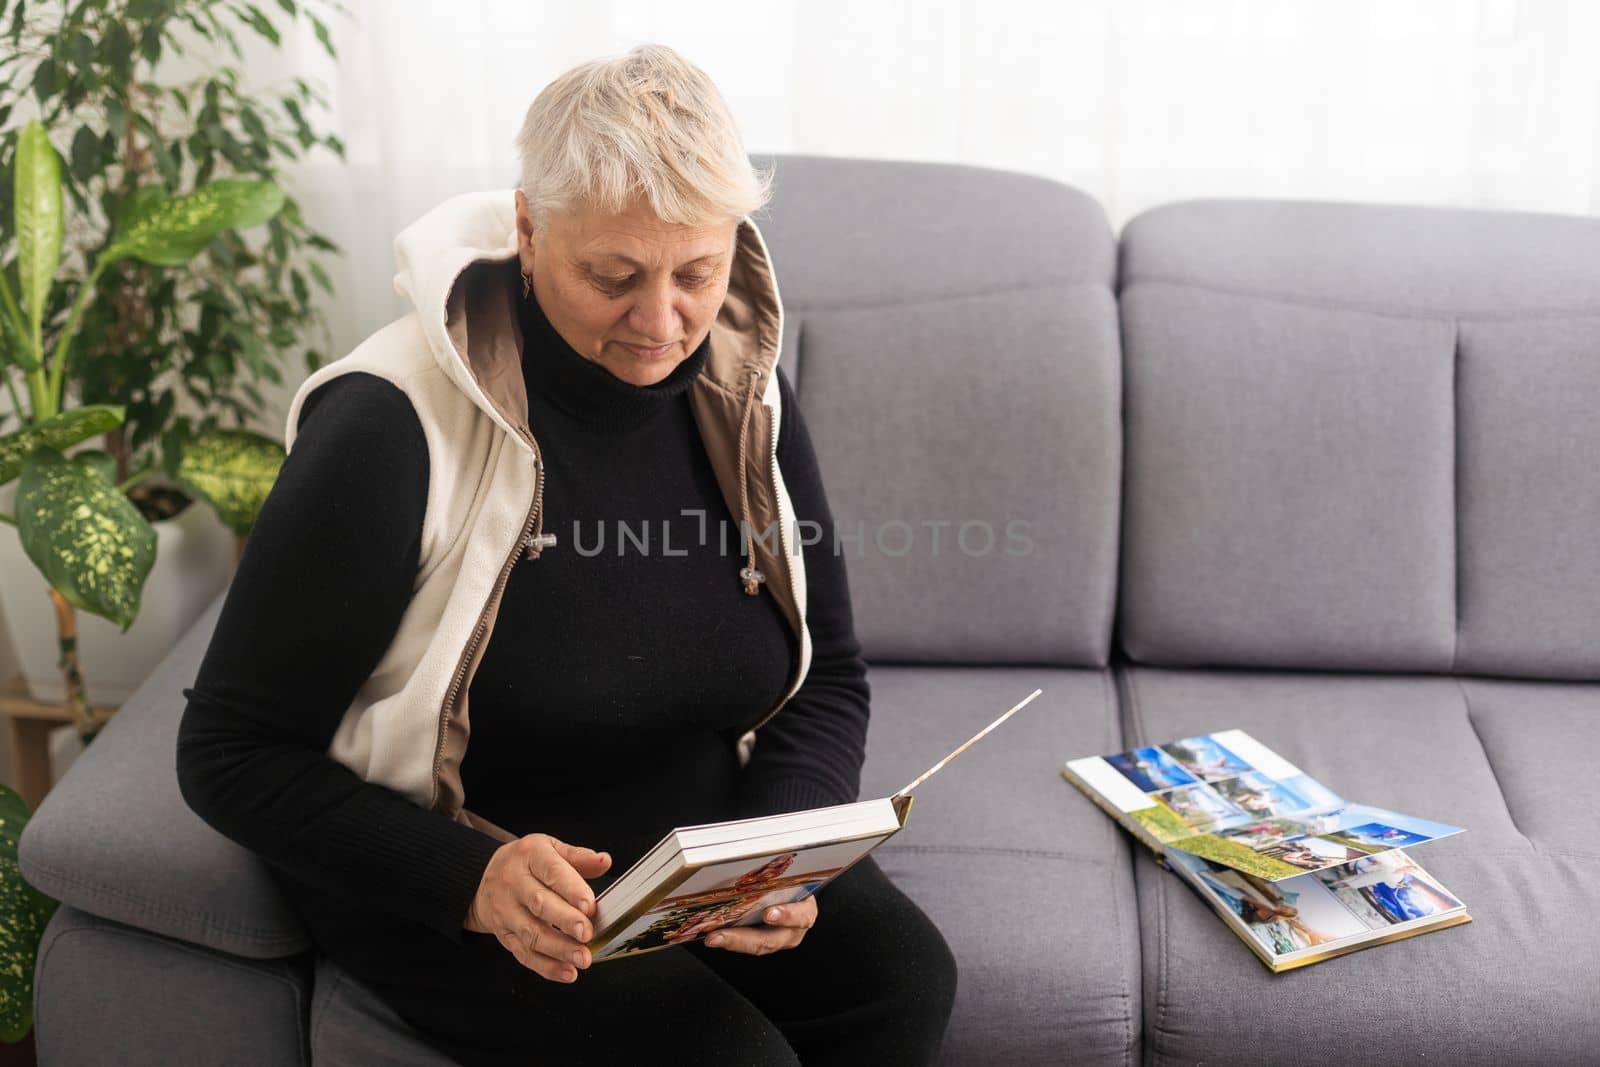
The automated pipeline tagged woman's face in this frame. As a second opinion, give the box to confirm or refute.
[515,190,737,387]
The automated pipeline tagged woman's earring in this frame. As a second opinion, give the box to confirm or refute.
[520,268,532,298]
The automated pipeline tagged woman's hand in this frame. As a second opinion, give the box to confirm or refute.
[703,896,818,956]
[466,833,612,983]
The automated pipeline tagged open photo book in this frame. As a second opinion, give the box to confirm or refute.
[1063,729,1472,972]
[586,688,1043,962]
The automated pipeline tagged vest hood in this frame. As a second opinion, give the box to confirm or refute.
[389,188,787,452]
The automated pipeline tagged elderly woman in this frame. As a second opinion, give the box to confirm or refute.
[176,43,957,1065]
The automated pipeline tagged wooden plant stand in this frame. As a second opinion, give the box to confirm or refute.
[0,675,118,812]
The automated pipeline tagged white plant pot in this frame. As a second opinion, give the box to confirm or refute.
[49,723,87,783]
[0,480,237,705]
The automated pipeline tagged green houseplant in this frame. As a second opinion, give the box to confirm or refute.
[0,0,351,1045]
[0,0,350,712]
[0,116,281,1049]
[2,116,285,729]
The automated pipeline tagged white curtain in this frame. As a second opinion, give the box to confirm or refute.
[6,0,1598,426]
[141,0,1600,424]
[5,0,1596,423]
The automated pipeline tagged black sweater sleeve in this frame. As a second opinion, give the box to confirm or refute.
[733,366,872,818]
[175,372,503,945]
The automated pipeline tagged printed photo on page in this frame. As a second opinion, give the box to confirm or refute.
[1169,847,1464,959]
[1065,730,1462,881]
[1171,801,1466,881]
[593,839,876,962]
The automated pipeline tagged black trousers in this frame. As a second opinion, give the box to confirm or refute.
[348,856,957,1065]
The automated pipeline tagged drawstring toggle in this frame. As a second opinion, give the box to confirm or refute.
[740,565,766,595]
[739,563,764,598]
[524,531,557,560]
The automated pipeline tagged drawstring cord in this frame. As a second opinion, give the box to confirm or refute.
[522,446,555,560]
[736,366,765,596]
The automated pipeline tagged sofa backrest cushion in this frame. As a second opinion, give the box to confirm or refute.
[755,155,1122,666]
[1117,199,1600,679]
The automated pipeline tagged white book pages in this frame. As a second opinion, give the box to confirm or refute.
[596,802,899,926]
[673,799,890,849]
[681,799,902,866]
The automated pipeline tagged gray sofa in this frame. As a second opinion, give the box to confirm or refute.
[18,155,1600,1065]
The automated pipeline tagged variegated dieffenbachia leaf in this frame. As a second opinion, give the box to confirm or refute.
[0,785,57,1044]
[15,120,63,345]
[173,428,285,535]
[113,182,168,233]
[69,448,117,487]
[16,447,156,631]
[0,405,125,486]
[101,178,285,267]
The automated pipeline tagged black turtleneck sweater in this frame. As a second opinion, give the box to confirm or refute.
[176,288,871,948]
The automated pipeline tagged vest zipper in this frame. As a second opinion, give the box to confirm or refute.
[738,219,804,736]
[430,431,547,812]
[740,379,804,737]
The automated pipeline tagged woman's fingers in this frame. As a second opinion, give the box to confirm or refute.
[472,834,614,981]
[513,894,593,961]
[522,836,600,933]
[704,896,818,955]
[760,902,817,928]
[521,873,594,942]
[496,927,579,983]
[704,924,807,955]
[551,838,613,879]
[495,889,595,982]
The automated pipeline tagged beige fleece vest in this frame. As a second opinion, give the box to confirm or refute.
[283,190,812,844]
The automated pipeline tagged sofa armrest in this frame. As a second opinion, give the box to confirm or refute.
[17,591,310,959]
[35,905,311,1066]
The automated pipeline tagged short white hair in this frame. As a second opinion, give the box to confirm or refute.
[514,44,772,232]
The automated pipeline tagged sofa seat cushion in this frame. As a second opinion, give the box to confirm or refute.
[18,593,310,960]
[1113,666,1600,1067]
[860,666,1140,1066]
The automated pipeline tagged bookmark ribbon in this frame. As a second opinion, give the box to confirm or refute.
[894,688,1043,799]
